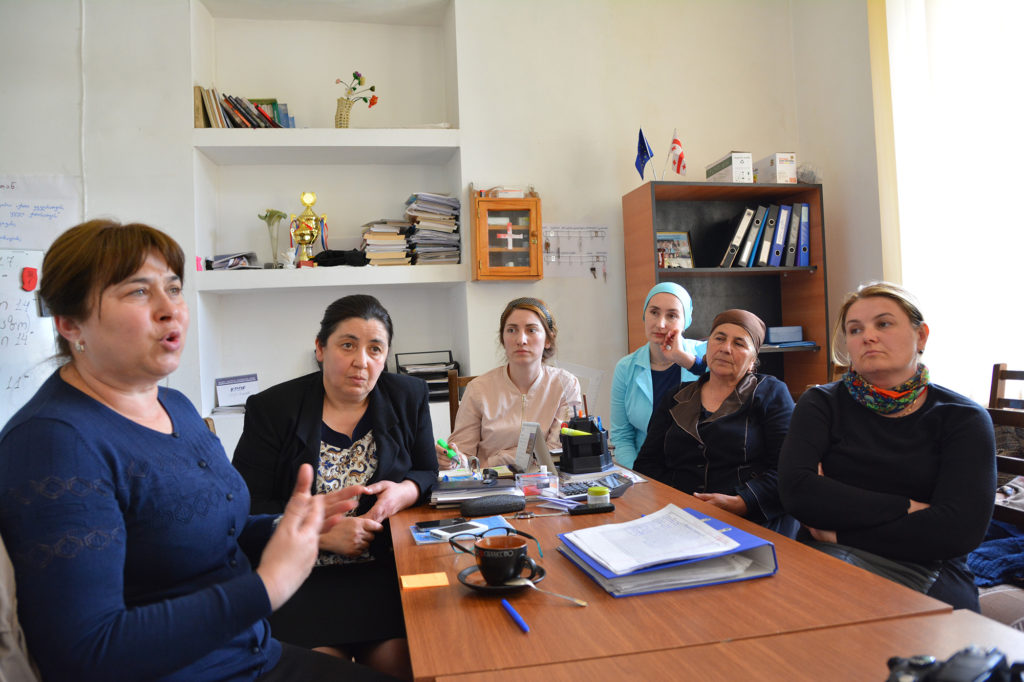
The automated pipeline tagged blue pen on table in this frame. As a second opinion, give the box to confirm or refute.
[501,598,529,633]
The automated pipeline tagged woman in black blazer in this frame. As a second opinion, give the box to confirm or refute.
[234,294,436,680]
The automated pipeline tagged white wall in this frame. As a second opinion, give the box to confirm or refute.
[454,0,822,418]
[0,0,883,427]
[790,0,884,330]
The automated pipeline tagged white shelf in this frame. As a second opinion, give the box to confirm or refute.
[195,263,468,293]
[193,128,460,165]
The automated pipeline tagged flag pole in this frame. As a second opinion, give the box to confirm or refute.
[660,128,675,180]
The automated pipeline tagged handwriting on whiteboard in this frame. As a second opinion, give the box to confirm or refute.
[0,250,59,427]
[0,174,81,251]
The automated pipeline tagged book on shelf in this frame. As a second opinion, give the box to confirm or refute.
[365,248,410,258]
[768,204,791,266]
[413,220,458,233]
[719,207,755,268]
[655,231,693,269]
[202,87,225,128]
[367,258,412,266]
[219,94,250,128]
[796,203,810,266]
[556,505,778,597]
[783,203,802,266]
[279,102,294,128]
[362,219,413,233]
[193,85,210,128]
[208,252,260,270]
[737,205,768,267]
[229,95,266,128]
[754,205,779,267]
[363,244,408,253]
[210,88,235,128]
[248,98,285,128]
[363,236,407,245]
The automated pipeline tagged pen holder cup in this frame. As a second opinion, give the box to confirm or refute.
[559,426,612,474]
[450,530,540,586]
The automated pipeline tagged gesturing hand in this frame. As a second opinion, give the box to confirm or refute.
[363,479,420,523]
[256,463,324,610]
[660,329,697,369]
[319,516,384,556]
[320,483,367,533]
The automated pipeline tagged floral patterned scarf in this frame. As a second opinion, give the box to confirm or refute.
[842,364,930,415]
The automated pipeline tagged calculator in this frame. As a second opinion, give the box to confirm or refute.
[559,473,633,501]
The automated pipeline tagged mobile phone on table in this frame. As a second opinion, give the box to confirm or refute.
[428,521,488,540]
[414,517,467,531]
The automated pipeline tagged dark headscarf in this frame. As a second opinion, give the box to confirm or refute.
[710,309,766,351]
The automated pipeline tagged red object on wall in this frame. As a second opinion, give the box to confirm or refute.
[21,267,38,291]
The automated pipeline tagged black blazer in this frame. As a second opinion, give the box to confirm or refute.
[233,370,437,516]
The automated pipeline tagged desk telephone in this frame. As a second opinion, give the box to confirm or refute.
[559,473,633,501]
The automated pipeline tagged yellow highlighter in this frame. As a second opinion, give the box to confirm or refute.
[560,427,591,437]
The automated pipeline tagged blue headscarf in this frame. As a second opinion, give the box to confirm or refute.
[642,282,693,331]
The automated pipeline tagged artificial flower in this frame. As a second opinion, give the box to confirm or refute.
[336,71,379,107]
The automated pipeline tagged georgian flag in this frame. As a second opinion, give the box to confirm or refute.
[670,129,686,175]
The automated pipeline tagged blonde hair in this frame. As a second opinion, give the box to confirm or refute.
[831,281,925,366]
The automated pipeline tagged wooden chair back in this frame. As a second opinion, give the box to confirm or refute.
[988,407,1024,528]
[990,363,1024,410]
[447,369,476,432]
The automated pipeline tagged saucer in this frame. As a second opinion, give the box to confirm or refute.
[457,564,547,594]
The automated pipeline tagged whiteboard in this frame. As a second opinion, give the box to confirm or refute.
[0,174,80,250]
[0,250,60,429]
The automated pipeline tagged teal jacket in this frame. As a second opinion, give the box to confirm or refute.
[610,340,706,468]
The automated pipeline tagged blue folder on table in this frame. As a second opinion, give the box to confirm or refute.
[557,508,777,597]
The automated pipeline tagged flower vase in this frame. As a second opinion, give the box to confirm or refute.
[334,98,354,128]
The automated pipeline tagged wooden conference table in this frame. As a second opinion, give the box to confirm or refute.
[433,610,1024,681]
[390,476,959,681]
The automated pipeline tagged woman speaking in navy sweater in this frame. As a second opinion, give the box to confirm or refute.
[0,220,391,681]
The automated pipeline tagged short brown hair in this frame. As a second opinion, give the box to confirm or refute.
[41,219,185,357]
[498,297,557,360]
[831,281,925,366]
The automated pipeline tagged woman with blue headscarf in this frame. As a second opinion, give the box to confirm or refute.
[610,282,707,468]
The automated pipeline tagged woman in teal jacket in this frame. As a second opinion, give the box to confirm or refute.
[610,283,707,468]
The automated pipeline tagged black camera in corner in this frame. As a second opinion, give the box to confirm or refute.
[886,646,1012,682]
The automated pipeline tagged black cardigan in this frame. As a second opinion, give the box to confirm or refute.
[232,370,437,516]
[634,373,794,525]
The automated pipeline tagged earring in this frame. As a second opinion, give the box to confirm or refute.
[74,340,85,353]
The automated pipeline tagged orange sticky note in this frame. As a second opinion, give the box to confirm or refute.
[401,572,449,590]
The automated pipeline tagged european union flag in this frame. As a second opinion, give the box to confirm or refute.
[635,128,654,180]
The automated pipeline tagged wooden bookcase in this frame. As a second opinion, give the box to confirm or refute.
[622,181,829,396]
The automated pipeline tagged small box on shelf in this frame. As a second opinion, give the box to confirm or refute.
[705,152,753,183]
[754,153,797,184]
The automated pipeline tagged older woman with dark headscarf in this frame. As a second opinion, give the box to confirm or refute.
[634,309,797,535]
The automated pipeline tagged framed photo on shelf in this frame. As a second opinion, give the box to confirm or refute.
[656,231,693,269]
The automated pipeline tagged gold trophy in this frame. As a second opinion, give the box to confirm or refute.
[289,192,327,263]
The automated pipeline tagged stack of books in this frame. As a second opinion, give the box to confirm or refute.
[404,192,461,264]
[557,504,777,597]
[361,219,413,266]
